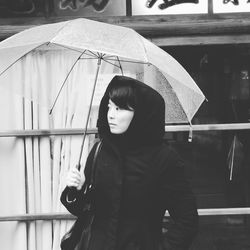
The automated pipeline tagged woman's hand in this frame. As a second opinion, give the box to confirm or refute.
[66,167,84,190]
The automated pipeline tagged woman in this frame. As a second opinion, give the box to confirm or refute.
[61,75,199,250]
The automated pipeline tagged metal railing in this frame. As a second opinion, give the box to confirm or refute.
[0,208,250,222]
[0,123,250,137]
[0,122,249,222]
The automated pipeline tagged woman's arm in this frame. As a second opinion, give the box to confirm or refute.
[60,142,99,216]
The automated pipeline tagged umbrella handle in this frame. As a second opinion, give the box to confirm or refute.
[77,58,102,169]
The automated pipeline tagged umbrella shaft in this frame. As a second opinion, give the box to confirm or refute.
[77,58,101,168]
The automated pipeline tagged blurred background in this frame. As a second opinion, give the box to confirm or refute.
[0,1,250,249]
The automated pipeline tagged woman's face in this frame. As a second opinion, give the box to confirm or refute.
[107,99,134,134]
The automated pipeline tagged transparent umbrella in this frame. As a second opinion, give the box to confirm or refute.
[0,18,205,166]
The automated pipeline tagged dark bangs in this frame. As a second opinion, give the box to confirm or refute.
[108,84,136,111]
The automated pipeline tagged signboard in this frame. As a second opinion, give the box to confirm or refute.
[132,0,208,15]
[213,0,250,13]
[1,0,250,18]
[0,0,126,18]
[53,0,126,17]
[0,0,45,17]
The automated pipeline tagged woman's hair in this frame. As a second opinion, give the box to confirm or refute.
[108,83,136,111]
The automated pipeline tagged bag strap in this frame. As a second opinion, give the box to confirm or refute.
[89,140,102,187]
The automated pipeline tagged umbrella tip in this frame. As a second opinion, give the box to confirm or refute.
[188,124,193,143]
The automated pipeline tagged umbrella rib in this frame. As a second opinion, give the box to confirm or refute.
[49,51,85,114]
[51,43,84,54]
[137,34,150,62]
[102,58,121,69]
[79,50,101,60]
[116,56,124,75]
[98,52,106,59]
[83,51,98,59]
[102,55,124,74]
[0,42,48,77]
[87,50,101,59]
[107,58,148,65]
[102,55,117,59]
[52,20,72,39]
[79,57,99,60]
[50,44,99,59]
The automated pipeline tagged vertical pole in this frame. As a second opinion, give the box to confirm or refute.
[208,0,213,16]
[126,0,132,16]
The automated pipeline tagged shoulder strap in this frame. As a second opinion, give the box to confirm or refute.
[89,140,102,187]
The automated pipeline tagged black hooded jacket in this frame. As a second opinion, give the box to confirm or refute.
[61,76,198,250]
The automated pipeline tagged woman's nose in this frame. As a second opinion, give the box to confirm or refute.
[108,108,115,119]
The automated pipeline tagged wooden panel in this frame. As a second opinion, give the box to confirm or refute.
[151,34,250,47]
[1,14,250,46]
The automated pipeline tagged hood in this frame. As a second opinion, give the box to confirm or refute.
[97,75,165,150]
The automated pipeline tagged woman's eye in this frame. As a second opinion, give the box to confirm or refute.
[107,104,120,111]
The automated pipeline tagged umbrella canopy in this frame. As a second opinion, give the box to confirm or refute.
[0,18,205,125]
